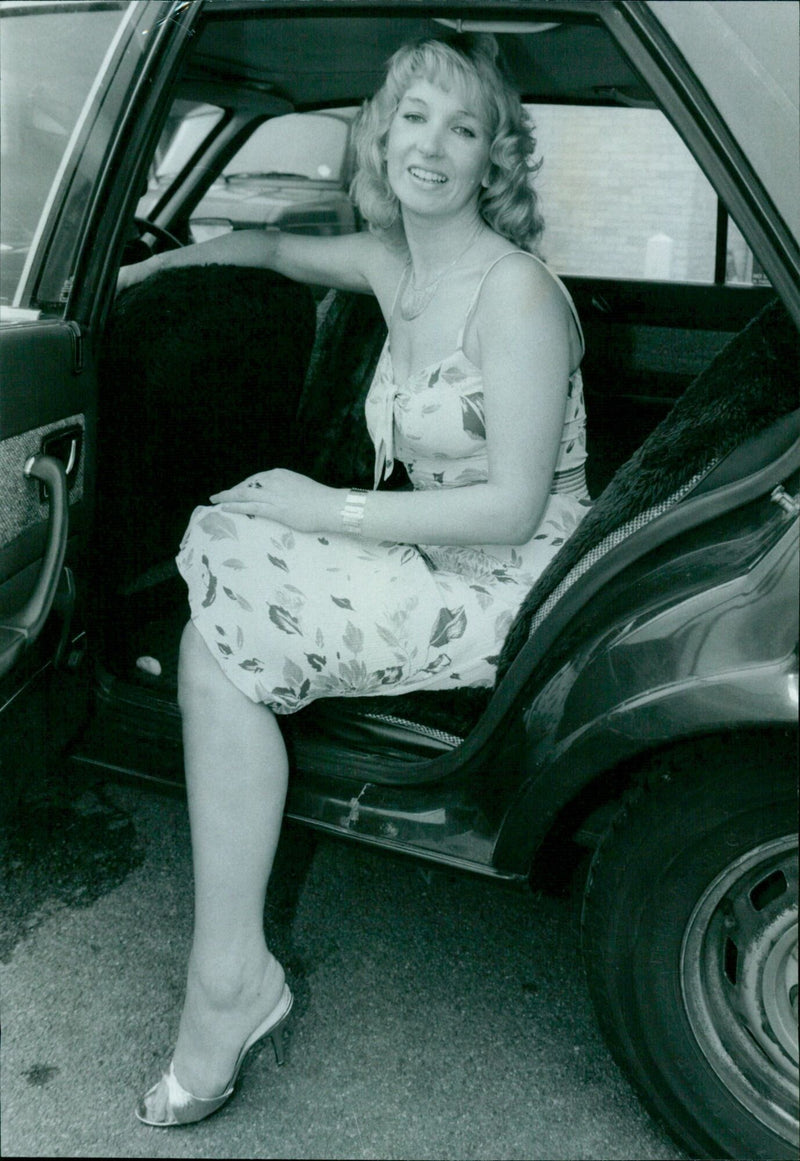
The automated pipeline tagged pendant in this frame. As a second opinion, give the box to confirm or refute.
[397,224,484,323]
[399,277,441,321]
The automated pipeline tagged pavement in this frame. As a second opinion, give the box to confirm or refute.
[0,769,686,1160]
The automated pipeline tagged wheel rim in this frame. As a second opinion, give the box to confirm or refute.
[681,835,799,1147]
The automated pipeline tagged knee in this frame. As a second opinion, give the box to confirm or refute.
[178,621,230,715]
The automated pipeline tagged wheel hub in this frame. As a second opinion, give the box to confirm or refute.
[740,912,798,1067]
[681,835,799,1147]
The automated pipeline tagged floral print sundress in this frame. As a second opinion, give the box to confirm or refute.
[176,252,591,712]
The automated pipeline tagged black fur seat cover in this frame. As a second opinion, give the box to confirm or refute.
[98,264,316,592]
[294,289,405,489]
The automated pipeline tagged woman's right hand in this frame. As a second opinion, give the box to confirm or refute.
[115,263,136,295]
[116,256,158,296]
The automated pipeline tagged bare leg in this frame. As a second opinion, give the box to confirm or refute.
[165,621,289,1099]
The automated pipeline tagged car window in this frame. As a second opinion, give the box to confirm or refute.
[529,104,765,285]
[0,0,159,315]
[223,112,353,183]
[189,108,358,240]
[136,101,225,220]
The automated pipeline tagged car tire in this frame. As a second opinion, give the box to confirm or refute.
[581,734,798,1160]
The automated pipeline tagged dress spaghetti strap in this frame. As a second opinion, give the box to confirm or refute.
[457,251,585,359]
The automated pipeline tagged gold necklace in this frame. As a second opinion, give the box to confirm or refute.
[399,227,482,322]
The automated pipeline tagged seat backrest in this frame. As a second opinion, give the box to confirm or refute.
[495,297,799,682]
[98,264,316,590]
[293,288,389,489]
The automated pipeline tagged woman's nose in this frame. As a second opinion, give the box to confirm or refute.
[418,121,445,156]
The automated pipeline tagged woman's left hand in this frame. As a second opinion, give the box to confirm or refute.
[210,469,339,533]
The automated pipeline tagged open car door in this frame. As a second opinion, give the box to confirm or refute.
[0,0,201,805]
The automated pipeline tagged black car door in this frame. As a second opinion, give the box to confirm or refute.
[0,0,201,809]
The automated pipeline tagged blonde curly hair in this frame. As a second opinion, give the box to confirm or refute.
[350,34,543,252]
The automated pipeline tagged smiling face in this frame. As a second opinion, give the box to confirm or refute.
[385,77,492,224]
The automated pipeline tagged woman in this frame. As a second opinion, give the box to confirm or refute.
[127,34,589,1126]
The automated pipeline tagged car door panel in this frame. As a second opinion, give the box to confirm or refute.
[0,321,85,433]
[0,452,69,673]
[0,0,201,802]
[0,417,83,590]
[0,328,93,817]
[0,316,91,653]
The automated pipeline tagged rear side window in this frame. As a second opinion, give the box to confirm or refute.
[529,104,765,286]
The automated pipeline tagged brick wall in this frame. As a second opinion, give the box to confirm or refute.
[527,105,751,283]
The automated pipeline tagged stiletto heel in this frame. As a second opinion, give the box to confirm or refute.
[136,983,293,1127]
[269,1023,287,1067]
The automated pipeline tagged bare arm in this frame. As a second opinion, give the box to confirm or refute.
[213,257,576,547]
[117,226,385,295]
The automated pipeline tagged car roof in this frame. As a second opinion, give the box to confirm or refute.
[189,5,650,107]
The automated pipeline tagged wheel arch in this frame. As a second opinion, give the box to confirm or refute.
[492,711,799,879]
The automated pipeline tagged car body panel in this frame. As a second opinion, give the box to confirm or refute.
[494,499,799,873]
[0,0,202,801]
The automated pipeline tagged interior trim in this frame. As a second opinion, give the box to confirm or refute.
[0,414,85,549]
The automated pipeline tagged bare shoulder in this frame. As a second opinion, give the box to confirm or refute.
[476,251,581,362]
[480,252,567,314]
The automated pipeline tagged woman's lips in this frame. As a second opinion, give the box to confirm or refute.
[408,166,448,185]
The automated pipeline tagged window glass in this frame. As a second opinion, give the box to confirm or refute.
[189,109,358,238]
[726,217,770,286]
[136,101,224,219]
[528,104,762,285]
[0,1,153,313]
[223,112,353,183]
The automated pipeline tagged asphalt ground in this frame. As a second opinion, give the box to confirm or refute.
[1,771,687,1160]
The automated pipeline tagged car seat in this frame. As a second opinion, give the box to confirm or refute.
[96,264,317,673]
[293,288,404,489]
[97,264,317,593]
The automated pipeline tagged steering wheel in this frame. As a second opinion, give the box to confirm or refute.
[133,216,184,250]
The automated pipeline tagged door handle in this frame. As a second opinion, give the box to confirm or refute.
[42,424,82,490]
[0,454,69,678]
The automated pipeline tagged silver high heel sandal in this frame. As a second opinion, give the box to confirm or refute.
[135,982,293,1127]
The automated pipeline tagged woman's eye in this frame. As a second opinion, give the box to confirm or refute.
[455,126,476,137]
[403,112,424,123]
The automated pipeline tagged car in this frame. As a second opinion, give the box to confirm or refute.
[0,2,797,1157]
[137,102,359,240]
